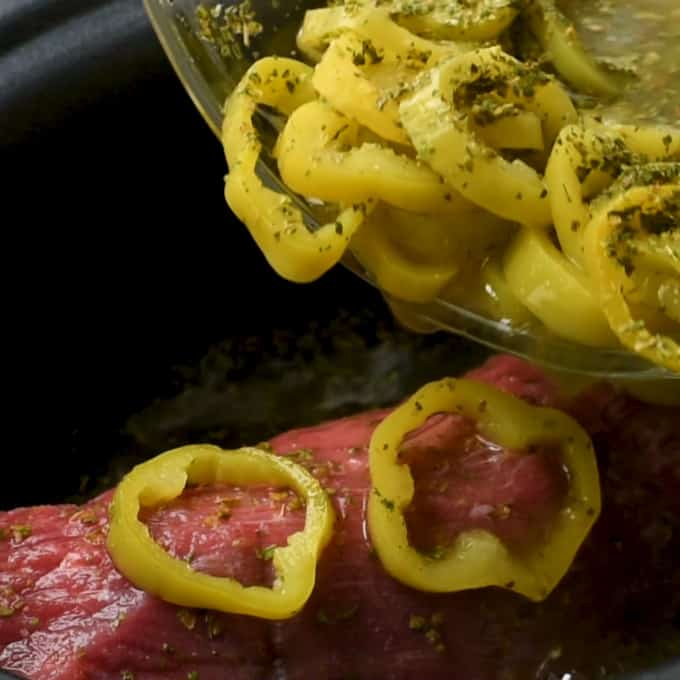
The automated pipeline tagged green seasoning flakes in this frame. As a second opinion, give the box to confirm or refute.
[289,448,314,464]
[256,544,277,561]
[424,544,448,560]
[10,524,32,543]
[409,611,446,652]
[316,602,360,624]
[351,39,384,66]
[177,608,198,631]
[373,488,395,511]
[196,1,263,59]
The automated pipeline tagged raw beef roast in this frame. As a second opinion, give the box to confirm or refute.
[1,356,678,679]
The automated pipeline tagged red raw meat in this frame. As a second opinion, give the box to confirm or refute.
[1,355,679,680]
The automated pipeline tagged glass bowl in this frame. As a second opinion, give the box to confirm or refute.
[143,0,678,381]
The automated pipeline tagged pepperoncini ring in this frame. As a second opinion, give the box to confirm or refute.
[545,125,639,268]
[313,31,410,145]
[222,57,372,283]
[380,0,519,42]
[400,47,576,228]
[584,184,680,373]
[368,378,601,601]
[107,444,335,620]
[297,5,463,64]
[275,100,471,216]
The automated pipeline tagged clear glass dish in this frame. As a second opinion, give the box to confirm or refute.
[143,0,678,381]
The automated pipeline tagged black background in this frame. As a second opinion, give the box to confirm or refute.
[1,0,373,508]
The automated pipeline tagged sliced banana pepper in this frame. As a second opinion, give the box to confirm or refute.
[368,378,601,601]
[400,47,576,228]
[108,445,335,620]
[276,99,473,215]
[223,57,371,283]
[584,184,680,373]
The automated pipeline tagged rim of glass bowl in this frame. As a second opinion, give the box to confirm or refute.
[143,0,677,381]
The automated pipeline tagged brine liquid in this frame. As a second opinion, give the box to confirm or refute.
[561,0,680,124]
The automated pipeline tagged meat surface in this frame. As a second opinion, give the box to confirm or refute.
[1,356,679,680]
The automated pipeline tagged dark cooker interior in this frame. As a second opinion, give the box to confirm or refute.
[1,1,679,679]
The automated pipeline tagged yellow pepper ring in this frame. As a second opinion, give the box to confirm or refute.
[222,57,372,283]
[297,6,462,64]
[584,184,680,374]
[400,46,577,228]
[368,378,601,602]
[387,0,519,42]
[107,444,335,620]
[313,32,411,145]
